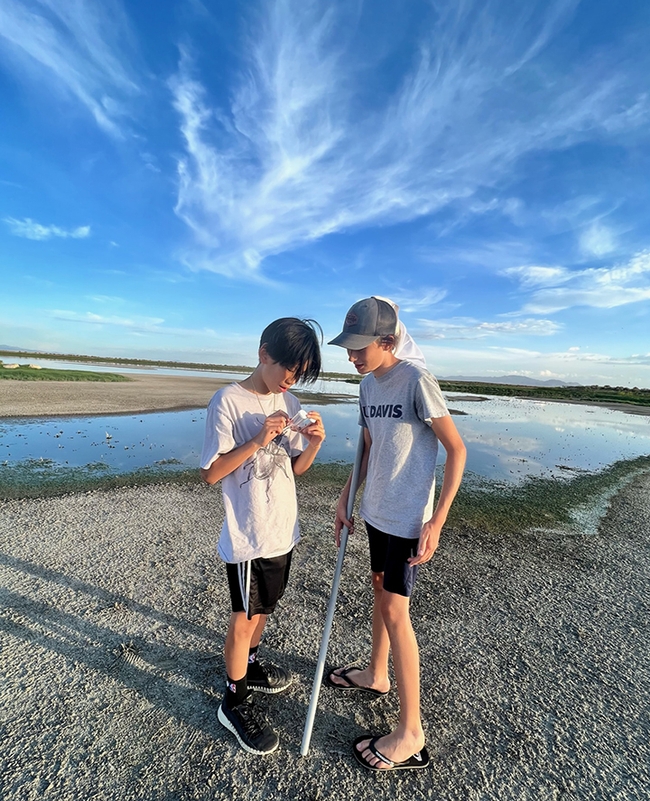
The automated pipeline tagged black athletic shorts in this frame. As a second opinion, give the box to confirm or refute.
[226,550,293,618]
[366,521,420,598]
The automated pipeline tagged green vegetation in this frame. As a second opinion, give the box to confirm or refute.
[437,380,650,408]
[0,364,130,382]
[446,455,650,534]
[0,349,254,373]
[0,460,193,500]
[341,375,650,407]
[300,456,650,535]
[0,349,369,383]
[3,455,649,541]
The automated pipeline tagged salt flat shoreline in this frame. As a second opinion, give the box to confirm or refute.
[0,373,230,418]
[1,470,648,800]
[1,372,648,418]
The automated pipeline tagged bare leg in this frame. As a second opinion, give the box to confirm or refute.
[355,590,425,768]
[250,614,267,650]
[224,612,267,680]
[329,571,391,693]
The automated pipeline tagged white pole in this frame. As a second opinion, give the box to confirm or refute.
[300,429,365,756]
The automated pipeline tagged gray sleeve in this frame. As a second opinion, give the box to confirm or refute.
[415,371,449,423]
[358,380,368,428]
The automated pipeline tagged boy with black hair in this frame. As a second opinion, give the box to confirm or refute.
[200,317,325,755]
[327,297,466,772]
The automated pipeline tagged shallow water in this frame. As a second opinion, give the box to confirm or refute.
[448,394,650,481]
[1,391,648,486]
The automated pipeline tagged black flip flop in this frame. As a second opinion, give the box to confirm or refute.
[324,666,389,697]
[352,735,430,771]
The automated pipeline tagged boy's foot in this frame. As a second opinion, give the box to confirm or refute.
[325,666,390,697]
[217,697,279,754]
[352,734,430,772]
[247,662,292,695]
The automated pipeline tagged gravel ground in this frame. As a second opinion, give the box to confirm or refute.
[0,471,648,801]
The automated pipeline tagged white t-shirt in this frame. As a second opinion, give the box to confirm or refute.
[200,383,306,563]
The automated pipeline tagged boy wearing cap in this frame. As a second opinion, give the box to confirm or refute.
[200,318,325,755]
[327,297,466,772]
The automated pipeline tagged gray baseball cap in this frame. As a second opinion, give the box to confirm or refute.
[328,297,398,349]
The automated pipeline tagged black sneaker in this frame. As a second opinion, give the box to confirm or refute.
[217,696,279,754]
[247,663,292,695]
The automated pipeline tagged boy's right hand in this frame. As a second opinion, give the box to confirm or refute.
[253,410,289,448]
[334,496,354,547]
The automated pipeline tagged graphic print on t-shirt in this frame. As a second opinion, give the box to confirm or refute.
[240,433,291,499]
[361,403,403,419]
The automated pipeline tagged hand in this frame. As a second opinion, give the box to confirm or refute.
[253,410,289,448]
[334,494,354,547]
[408,518,442,566]
[301,412,326,448]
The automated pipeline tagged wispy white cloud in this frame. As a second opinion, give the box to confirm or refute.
[388,288,447,313]
[0,0,139,136]
[140,152,161,173]
[502,265,570,288]
[51,310,163,327]
[418,240,533,271]
[507,250,650,313]
[540,195,604,229]
[87,295,124,304]
[491,345,650,368]
[416,316,561,340]
[4,217,90,240]
[420,341,650,386]
[579,222,617,257]
[50,309,218,339]
[171,0,648,279]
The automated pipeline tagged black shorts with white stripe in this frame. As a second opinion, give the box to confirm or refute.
[225,550,293,618]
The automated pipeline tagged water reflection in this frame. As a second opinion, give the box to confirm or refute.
[450,395,650,481]
[1,394,648,485]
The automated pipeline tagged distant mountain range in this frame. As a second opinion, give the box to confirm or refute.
[439,374,579,387]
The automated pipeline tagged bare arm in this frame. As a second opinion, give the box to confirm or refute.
[334,426,371,547]
[408,414,466,566]
[199,411,288,485]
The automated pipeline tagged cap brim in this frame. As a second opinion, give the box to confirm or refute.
[327,332,380,349]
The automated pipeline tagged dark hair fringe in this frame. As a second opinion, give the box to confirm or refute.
[260,317,323,384]
[379,334,397,349]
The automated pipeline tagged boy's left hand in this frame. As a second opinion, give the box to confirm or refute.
[301,412,326,448]
[408,519,442,566]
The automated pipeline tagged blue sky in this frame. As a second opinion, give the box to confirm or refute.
[1,0,649,386]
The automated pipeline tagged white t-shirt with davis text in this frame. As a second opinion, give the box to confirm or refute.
[200,383,306,563]
[358,360,449,539]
